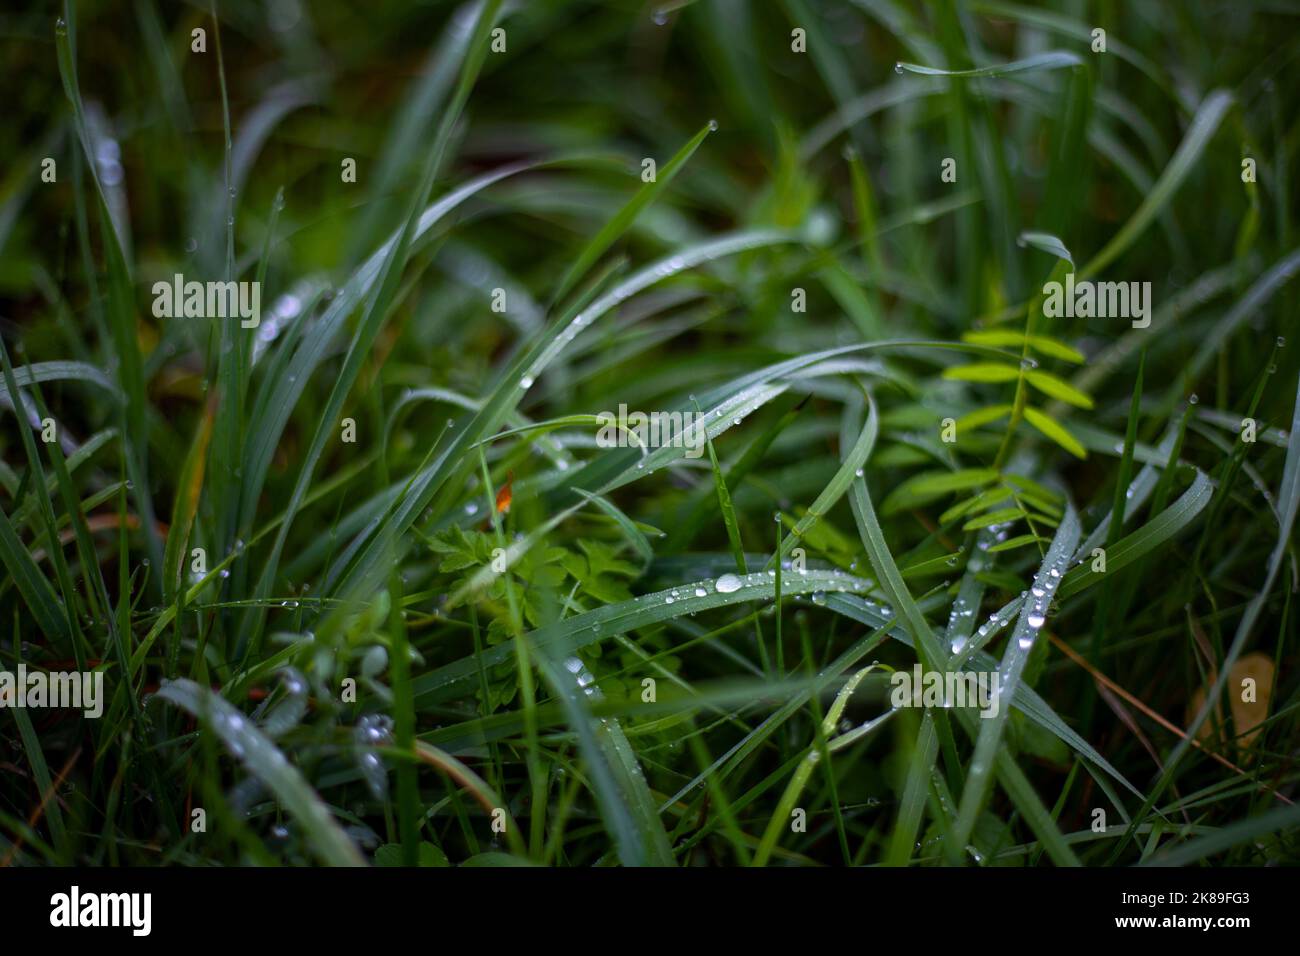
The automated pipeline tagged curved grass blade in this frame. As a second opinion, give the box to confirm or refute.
[162,398,214,606]
[56,1,160,576]
[884,710,938,865]
[770,392,878,565]
[535,654,674,866]
[551,120,716,305]
[1016,231,1074,269]
[1081,91,1233,279]
[155,678,365,866]
[0,361,122,410]
[751,664,879,866]
[895,50,1082,78]
[1058,470,1213,600]
[1122,379,1300,860]
[243,1,505,658]
[947,503,1080,861]
[412,567,875,706]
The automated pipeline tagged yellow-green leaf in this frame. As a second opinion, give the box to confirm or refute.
[1026,370,1094,409]
[1024,407,1087,459]
[962,330,1085,363]
[943,363,1020,383]
[1025,336,1085,363]
[963,507,1026,530]
[882,468,1000,514]
[988,533,1047,553]
[954,403,1014,432]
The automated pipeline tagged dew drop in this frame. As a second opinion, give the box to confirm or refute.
[714,573,743,593]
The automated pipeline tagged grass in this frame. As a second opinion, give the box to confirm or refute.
[0,0,1298,867]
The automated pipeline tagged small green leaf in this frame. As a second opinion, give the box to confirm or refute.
[943,363,1020,383]
[954,404,1014,432]
[940,486,1014,524]
[963,331,1084,364]
[1025,336,1085,363]
[987,534,1047,553]
[1023,407,1087,459]
[1026,370,1094,409]
[1004,473,1064,504]
[962,507,1026,530]
[882,468,1001,514]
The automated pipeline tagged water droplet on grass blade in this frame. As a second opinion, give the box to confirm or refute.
[714,573,743,593]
